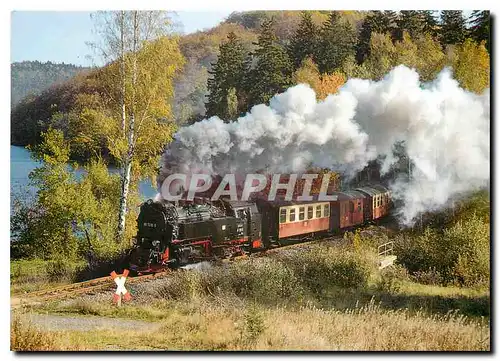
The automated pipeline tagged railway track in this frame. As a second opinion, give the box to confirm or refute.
[13,270,173,306]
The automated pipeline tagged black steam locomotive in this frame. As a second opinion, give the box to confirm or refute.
[130,199,263,273]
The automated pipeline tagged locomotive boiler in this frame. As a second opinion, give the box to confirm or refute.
[130,199,262,273]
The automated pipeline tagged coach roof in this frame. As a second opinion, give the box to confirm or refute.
[355,186,385,197]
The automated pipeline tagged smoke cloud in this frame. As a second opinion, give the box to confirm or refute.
[158,65,490,225]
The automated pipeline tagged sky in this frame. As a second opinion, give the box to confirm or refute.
[10,11,233,66]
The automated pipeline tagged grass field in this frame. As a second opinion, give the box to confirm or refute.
[12,295,489,351]
[11,259,85,294]
[11,239,490,351]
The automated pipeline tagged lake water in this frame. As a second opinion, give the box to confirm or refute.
[10,145,157,204]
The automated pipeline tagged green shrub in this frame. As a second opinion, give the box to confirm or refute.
[239,304,266,346]
[377,264,409,293]
[11,258,86,291]
[445,216,490,287]
[156,258,304,304]
[11,129,137,263]
[410,268,443,286]
[45,258,87,282]
[394,212,490,287]
[283,245,373,294]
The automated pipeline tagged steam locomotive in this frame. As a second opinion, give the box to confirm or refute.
[129,184,392,274]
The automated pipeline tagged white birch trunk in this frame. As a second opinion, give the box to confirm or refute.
[120,10,126,133]
[117,11,138,240]
[117,117,134,238]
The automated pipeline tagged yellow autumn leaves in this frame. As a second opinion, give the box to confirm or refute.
[293,32,489,98]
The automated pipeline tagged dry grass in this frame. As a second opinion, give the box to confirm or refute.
[11,315,57,351]
[14,300,489,351]
[258,302,489,351]
[10,314,85,351]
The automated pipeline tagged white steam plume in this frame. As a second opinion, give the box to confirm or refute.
[158,65,490,225]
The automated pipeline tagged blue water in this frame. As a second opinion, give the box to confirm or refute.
[10,145,157,204]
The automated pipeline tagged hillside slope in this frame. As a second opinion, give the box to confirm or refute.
[11,61,89,106]
[11,11,369,148]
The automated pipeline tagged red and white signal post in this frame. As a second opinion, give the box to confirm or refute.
[110,269,132,306]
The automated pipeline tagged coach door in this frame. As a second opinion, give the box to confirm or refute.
[330,201,340,231]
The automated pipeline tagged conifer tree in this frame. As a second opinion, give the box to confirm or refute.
[316,11,356,74]
[440,10,467,46]
[206,32,246,120]
[420,10,439,38]
[383,10,399,37]
[469,10,490,52]
[355,15,374,64]
[396,11,424,40]
[287,11,319,70]
[245,18,293,106]
[355,11,395,64]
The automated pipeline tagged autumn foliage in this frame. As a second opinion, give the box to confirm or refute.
[316,72,346,100]
[292,57,346,100]
[452,39,490,94]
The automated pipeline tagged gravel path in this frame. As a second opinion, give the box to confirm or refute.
[25,313,160,332]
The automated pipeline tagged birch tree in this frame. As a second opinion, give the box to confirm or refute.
[91,11,184,241]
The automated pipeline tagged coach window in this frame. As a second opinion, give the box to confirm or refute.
[308,206,314,219]
[324,204,330,217]
[299,207,305,221]
[289,208,296,222]
[280,208,287,223]
[316,205,322,218]
[357,201,362,211]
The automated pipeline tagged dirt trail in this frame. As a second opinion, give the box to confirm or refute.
[24,313,160,332]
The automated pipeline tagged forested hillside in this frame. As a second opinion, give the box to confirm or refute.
[11,10,490,156]
[11,61,89,106]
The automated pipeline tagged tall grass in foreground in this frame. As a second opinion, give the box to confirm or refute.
[11,300,489,351]
[11,315,58,351]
